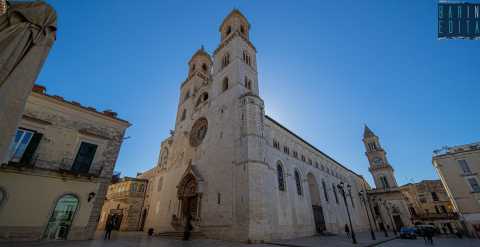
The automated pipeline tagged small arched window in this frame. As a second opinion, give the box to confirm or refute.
[222,53,230,69]
[180,109,186,121]
[226,26,232,36]
[222,77,229,92]
[191,64,196,72]
[245,77,252,90]
[240,25,245,35]
[196,92,209,107]
[322,180,329,202]
[202,63,208,72]
[277,162,286,191]
[379,175,390,189]
[295,170,302,195]
[332,184,339,204]
[243,50,251,66]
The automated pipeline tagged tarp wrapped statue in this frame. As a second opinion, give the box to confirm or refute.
[0,0,57,164]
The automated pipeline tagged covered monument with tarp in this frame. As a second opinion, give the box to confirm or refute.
[0,0,57,164]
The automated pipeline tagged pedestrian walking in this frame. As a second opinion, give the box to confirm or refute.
[426,229,434,245]
[104,218,114,240]
[344,224,350,239]
[183,215,193,241]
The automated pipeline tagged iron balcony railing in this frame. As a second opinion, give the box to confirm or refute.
[5,154,105,178]
[413,212,459,220]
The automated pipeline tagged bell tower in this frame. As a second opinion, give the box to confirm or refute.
[363,125,398,189]
[212,9,259,97]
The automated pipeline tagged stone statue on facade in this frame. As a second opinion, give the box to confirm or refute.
[0,0,57,163]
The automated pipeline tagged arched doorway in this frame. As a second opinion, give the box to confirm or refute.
[177,173,200,223]
[307,173,326,233]
[43,195,79,240]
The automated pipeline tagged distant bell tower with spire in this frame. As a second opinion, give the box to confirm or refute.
[363,125,398,189]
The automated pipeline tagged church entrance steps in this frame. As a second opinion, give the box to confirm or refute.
[156,231,206,240]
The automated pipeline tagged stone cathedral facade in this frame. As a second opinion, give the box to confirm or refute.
[139,10,372,242]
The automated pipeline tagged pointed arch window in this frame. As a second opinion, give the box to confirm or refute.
[244,76,252,90]
[243,50,252,66]
[222,77,229,92]
[322,180,329,202]
[379,175,390,189]
[295,170,303,196]
[222,53,230,69]
[277,162,286,191]
[240,25,246,35]
[332,184,339,204]
[226,26,232,36]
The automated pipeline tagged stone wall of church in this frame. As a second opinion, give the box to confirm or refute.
[262,117,371,239]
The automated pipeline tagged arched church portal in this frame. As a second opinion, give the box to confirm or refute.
[177,173,200,221]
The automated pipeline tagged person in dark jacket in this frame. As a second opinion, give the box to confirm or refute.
[104,218,114,240]
[345,224,350,238]
[183,215,193,241]
[426,229,434,245]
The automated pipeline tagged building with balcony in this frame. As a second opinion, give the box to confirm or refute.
[400,180,460,233]
[433,142,480,238]
[97,177,148,232]
[0,85,131,241]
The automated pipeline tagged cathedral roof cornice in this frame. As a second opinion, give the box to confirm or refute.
[266,115,364,179]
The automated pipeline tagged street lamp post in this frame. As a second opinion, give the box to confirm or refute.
[359,190,376,240]
[382,201,398,235]
[338,182,357,244]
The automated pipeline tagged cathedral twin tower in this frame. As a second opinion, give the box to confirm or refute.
[143,10,393,242]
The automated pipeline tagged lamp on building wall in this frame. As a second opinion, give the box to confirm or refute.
[338,182,357,244]
[88,192,96,202]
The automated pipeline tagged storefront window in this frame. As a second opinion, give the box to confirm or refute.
[43,195,79,240]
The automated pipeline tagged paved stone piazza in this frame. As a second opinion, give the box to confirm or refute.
[1,232,478,247]
[0,232,480,247]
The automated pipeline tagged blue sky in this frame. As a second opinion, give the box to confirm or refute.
[38,0,479,186]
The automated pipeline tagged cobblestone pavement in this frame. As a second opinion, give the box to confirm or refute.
[0,231,273,247]
[266,231,396,247]
[378,237,480,247]
[5,232,478,247]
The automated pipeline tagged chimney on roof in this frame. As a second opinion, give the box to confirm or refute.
[32,84,46,94]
